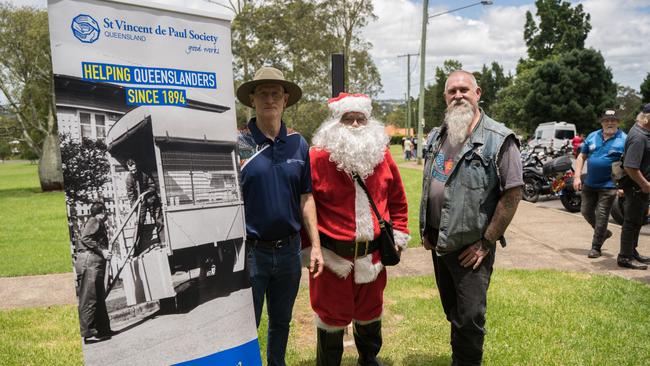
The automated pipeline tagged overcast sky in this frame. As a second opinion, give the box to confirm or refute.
[12,0,650,100]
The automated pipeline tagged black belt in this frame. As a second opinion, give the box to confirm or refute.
[246,233,297,249]
[319,233,379,258]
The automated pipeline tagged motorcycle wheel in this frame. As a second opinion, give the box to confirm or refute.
[523,176,540,203]
[610,195,625,225]
[560,191,581,213]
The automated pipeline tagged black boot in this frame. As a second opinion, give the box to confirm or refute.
[354,321,384,366]
[317,327,344,366]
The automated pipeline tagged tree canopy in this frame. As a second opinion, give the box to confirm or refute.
[229,0,382,140]
[0,4,62,190]
[524,0,591,61]
[641,73,650,104]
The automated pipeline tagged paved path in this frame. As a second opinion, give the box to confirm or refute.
[1,200,648,311]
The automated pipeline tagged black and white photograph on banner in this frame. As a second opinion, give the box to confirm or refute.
[47,0,262,364]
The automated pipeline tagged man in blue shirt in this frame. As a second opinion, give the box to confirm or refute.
[236,66,323,366]
[573,109,627,259]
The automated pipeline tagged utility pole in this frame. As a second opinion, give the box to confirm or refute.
[398,53,418,137]
[416,0,428,164]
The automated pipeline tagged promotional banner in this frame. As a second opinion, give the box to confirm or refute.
[47,0,261,364]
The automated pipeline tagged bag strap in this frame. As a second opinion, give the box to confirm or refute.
[352,173,385,222]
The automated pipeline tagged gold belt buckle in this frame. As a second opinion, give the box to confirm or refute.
[355,241,369,258]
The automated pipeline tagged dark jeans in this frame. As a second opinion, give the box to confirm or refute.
[580,185,617,249]
[431,245,495,366]
[75,251,111,338]
[247,235,302,366]
[619,187,649,257]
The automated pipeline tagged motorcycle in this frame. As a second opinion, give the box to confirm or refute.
[609,192,650,226]
[522,154,580,212]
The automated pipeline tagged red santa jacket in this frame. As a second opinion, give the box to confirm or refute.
[302,148,410,283]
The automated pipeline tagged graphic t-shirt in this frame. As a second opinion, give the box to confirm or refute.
[426,137,523,230]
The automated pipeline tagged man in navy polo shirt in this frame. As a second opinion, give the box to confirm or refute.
[236,66,324,366]
[573,109,627,259]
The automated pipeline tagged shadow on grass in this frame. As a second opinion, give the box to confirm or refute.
[0,187,47,197]
[293,353,451,365]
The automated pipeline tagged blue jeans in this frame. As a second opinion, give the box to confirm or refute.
[247,235,302,366]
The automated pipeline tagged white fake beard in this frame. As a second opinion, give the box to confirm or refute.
[312,118,389,178]
[444,100,475,146]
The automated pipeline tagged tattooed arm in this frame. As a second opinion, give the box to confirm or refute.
[484,186,522,243]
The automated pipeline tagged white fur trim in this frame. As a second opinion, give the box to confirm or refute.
[354,254,384,284]
[355,181,374,242]
[328,94,372,120]
[321,247,354,279]
[394,229,411,250]
[353,316,382,326]
[315,316,348,331]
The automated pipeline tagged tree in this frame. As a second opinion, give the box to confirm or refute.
[616,85,642,131]
[473,62,512,116]
[323,0,377,92]
[495,48,615,135]
[59,134,110,205]
[229,0,383,139]
[641,73,650,104]
[0,5,62,191]
[524,0,591,61]
[0,141,10,161]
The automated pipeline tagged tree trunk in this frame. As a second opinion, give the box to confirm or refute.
[38,132,64,191]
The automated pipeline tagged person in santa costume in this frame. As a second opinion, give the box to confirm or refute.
[302,93,410,366]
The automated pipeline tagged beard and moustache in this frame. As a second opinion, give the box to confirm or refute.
[444,99,477,146]
[312,117,389,178]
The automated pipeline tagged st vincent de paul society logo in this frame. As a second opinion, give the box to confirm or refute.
[71,14,100,43]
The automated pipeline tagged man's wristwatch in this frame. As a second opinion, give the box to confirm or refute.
[480,237,494,251]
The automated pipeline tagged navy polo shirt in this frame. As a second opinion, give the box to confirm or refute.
[238,118,312,240]
[580,129,627,189]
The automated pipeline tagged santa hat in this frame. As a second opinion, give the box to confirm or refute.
[328,93,372,120]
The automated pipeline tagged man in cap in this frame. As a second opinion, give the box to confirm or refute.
[420,70,523,365]
[302,93,409,366]
[617,103,650,270]
[573,109,627,259]
[236,66,323,366]
[125,158,163,254]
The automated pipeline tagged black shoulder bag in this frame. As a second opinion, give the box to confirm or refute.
[352,173,400,266]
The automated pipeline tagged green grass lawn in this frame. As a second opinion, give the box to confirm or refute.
[0,305,83,366]
[0,163,71,276]
[257,270,650,365]
[2,270,648,365]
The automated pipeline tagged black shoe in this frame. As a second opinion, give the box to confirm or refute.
[605,230,612,240]
[84,335,110,344]
[587,249,601,259]
[633,251,650,264]
[617,257,648,270]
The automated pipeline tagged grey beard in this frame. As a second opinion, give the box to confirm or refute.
[312,118,389,178]
[444,102,475,146]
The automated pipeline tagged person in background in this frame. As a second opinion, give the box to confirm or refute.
[573,110,626,259]
[76,202,114,344]
[572,133,584,157]
[616,103,650,270]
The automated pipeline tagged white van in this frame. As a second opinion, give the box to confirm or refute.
[529,121,576,151]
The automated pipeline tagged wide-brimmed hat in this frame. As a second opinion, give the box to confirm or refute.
[236,67,302,108]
